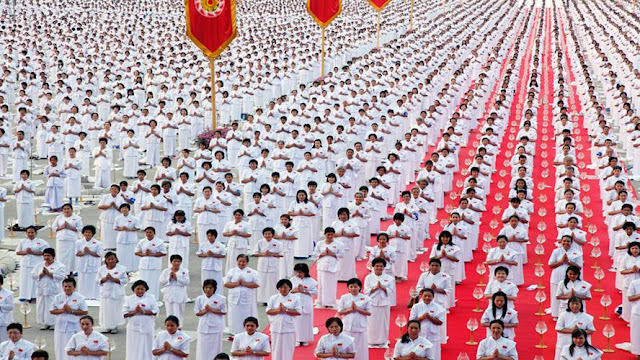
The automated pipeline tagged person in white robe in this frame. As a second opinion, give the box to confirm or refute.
[159,255,190,324]
[16,227,50,302]
[337,278,371,360]
[135,227,167,299]
[0,323,36,359]
[265,279,302,360]
[13,170,36,229]
[74,225,102,300]
[194,279,226,360]
[44,155,67,211]
[31,248,66,330]
[165,210,193,269]
[92,137,113,189]
[152,315,191,360]
[140,184,168,233]
[287,190,317,260]
[364,258,395,348]
[549,236,583,319]
[480,292,518,340]
[65,315,109,359]
[11,131,29,183]
[222,210,252,273]
[230,317,271,359]
[290,263,317,347]
[123,280,158,360]
[392,320,434,360]
[50,278,89,360]
[64,148,82,204]
[122,129,140,178]
[97,185,124,250]
[193,186,222,244]
[314,317,355,359]
[275,215,299,279]
[145,120,162,167]
[113,204,141,272]
[313,228,344,308]
[96,251,128,334]
[196,229,226,295]
[223,254,259,335]
[52,204,83,276]
[255,228,282,304]
[0,275,14,343]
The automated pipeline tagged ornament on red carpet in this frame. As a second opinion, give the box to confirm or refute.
[482,242,491,254]
[19,302,31,329]
[533,356,544,360]
[537,221,547,232]
[593,268,605,293]
[476,264,487,286]
[483,233,492,243]
[395,314,407,340]
[444,205,454,214]
[542,135,549,141]
[534,321,548,349]
[498,169,507,178]
[494,192,504,202]
[540,142,547,150]
[541,160,549,168]
[534,290,546,316]
[576,143,583,151]
[534,265,546,289]
[587,224,597,237]
[489,219,499,235]
[602,324,615,353]
[467,149,475,157]
[508,134,515,141]
[599,294,612,320]
[449,192,458,201]
[581,183,590,192]
[534,244,545,266]
[497,181,505,189]
[465,318,479,346]
[536,234,546,244]
[538,194,547,203]
[457,353,470,360]
[583,195,591,205]
[456,179,464,188]
[464,158,472,166]
[589,235,599,247]
[492,205,501,216]
[590,247,601,269]
[577,152,584,160]
[34,337,46,350]
[420,261,428,273]
[461,168,469,176]
[472,287,484,312]
[384,347,393,360]
[409,286,417,299]
[502,159,510,167]
[537,182,546,191]
[538,207,547,217]
[506,142,514,149]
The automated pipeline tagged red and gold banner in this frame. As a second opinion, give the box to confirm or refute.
[185,0,237,58]
[367,0,391,11]
[307,0,342,28]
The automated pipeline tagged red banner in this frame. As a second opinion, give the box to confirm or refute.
[185,0,237,58]
[307,0,342,27]
[367,0,391,11]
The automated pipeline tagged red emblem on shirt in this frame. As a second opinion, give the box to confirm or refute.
[213,301,218,304]
[114,272,119,275]
[177,337,182,341]
[72,299,77,303]
[17,349,23,352]
[255,338,260,342]
[337,343,342,346]
[93,340,99,343]
[502,346,507,349]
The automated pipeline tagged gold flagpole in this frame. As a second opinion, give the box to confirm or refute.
[209,57,217,130]
[321,26,326,77]
[376,10,381,48]
[409,0,414,30]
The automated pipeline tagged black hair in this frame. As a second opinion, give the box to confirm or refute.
[568,329,598,356]
[7,323,22,333]
[276,279,293,290]
[346,278,362,288]
[293,263,310,277]
[371,258,387,268]
[165,315,180,327]
[400,320,421,343]
[243,316,259,327]
[436,230,454,250]
[43,248,56,257]
[491,291,508,320]
[324,317,343,331]
[565,295,584,312]
[131,279,149,291]
[563,265,581,288]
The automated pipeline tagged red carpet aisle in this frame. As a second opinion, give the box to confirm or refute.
[284,5,534,360]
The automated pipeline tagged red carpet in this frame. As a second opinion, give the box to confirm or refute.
[277,2,635,360]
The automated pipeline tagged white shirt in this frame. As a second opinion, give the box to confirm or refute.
[122,293,158,333]
[152,330,191,360]
[159,267,190,303]
[338,293,371,332]
[559,344,602,359]
[196,241,226,271]
[0,338,35,360]
[64,330,109,360]
[50,292,88,333]
[476,336,518,359]
[313,240,345,272]
[194,294,226,333]
[393,336,433,359]
[230,331,270,360]
[266,292,302,333]
[314,333,355,360]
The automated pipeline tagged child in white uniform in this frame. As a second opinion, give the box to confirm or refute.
[159,255,190,325]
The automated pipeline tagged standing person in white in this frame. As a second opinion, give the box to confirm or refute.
[52,204,83,275]
[159,255,190,324]
[337,278,371,360]
[265,279,302,360]
[96,252,128,334]
[314,317,356,359]
[134,227,167,300]
[74,225,102,300]
[64,148,82,204]
[194,279,226,360]
[313,227,344,308]
[31,248,66,330]
[50,277,89,360]
[290,263,317,347]
[65,315,109,359]
[92,138,113,189]
[223,210,252,273]
[13,170,36,229]
[16,226,49,302]
[97,185,124,250]
[113,203,140,272]
[255,228,283,304]
[392,320,434,360]
[223,254,260,336]
[196,229,226,295]
[151,315,191,360]
[165,210,193,269]
[364,258,395,349]
[476,320,518,360]
[123,280,158,360]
